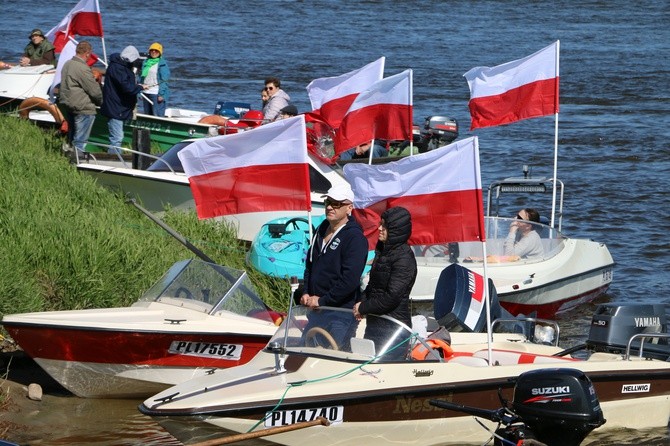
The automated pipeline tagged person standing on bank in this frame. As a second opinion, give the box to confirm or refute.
[59,41,102,155]
[20,29,55,67]
[140,42,170,117]
[353,207,417,359]
[100,46,145,154]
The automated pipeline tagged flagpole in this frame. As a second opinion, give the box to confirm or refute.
[409,69,414,156]
[550,40,560,228]
[96,0,107,63]
[481,241,493,365]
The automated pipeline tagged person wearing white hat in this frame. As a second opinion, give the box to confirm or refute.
[300,182,368,348]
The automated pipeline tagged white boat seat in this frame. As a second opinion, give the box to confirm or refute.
[472,348,580,366]
[447,354,489,367]
[350,337,376,357]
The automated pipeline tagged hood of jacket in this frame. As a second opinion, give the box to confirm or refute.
[381,207,412,247]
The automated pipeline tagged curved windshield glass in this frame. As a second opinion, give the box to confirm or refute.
[414,216,564,266]
[270,306,438,363]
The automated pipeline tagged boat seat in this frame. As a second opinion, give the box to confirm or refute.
[472,349,580,366]
[447,352,489,367]
[350,337,376,357]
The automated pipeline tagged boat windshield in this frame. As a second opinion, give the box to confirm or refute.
[270,306,438,363]
[413,216,564,266]
[136,259,275,321]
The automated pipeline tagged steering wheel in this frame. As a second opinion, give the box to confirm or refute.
[174,286,194,300]
[284,217,315,235]
[304,327,339,350]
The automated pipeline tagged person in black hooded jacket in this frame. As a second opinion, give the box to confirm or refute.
[353,206,417,359]
[100,46,145,154]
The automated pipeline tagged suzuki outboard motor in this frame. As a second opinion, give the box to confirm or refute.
[430,368,605,446]
[512,368,605,446]
[586,303,670,360]
[416,116,458,153]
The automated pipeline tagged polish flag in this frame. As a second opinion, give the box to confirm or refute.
[333,69,413,156]
[46,0,104,53]
[343,136,485,249]
[306,57,385,130]
[464,41,559,130]
[178,115,311,219]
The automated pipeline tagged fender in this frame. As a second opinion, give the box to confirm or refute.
[18,97,65,124]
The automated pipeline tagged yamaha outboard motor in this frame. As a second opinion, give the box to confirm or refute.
[430,368,605,446]
[416,116,458,153]
[433,264,512,332]
[586,303,670,360]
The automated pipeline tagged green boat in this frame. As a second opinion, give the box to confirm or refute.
[86,101,254,153]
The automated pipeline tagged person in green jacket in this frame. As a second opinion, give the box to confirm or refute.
[20,29,55,67]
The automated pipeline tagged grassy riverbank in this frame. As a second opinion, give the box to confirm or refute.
[0,116,289,325]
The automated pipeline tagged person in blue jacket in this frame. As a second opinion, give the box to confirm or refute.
[139,42,170,116]
[100,46,145,154]
[300,183,368,348]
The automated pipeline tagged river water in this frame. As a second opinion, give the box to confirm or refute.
[1,0,669,444]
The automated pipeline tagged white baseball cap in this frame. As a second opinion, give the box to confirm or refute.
[322,183,354,203]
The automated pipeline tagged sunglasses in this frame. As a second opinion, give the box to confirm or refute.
[516,214,523,220]
[324,198,348,209]
[264,86,276,91]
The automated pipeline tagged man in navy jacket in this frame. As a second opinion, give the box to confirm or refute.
[100,46,145,154]
[300,183,368,348]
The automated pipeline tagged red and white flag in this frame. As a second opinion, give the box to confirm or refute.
[333,69,413,156]
[46,0,104,53]
[306,57,385,130]
[178,115,311,219]
[343,136,485,249]
[464,41,559,130]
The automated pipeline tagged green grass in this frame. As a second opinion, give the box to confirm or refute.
[0,116,290,318]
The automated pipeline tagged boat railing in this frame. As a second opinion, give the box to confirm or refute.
[625,332,670,360]
[75,141,176,173]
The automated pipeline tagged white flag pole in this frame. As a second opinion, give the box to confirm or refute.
[482,241,493,365]
[550,40,560,228]
[409,69,414,156]
[96,0,107,64]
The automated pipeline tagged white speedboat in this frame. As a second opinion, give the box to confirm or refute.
[75,139,342,241]
[140,303,670,446]
[1,259,284,398]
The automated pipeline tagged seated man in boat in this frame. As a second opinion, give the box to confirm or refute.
[338,140,388,161]
[503,208,544,259]
[20,29,55,67]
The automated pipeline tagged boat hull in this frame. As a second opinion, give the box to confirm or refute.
[142,352,670,445]
[87,110,218,153]
[411,238,614,318]
[2,304,276,398]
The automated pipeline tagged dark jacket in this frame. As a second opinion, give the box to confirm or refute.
[358,207,417,328]
[100,53,143,120]
[23,39,55,66]
[303,216,368,309]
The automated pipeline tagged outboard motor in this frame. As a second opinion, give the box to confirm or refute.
[586,303,670,360]
[512,368,605,446]
[430,368,605,446]
[416,116,458,153]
